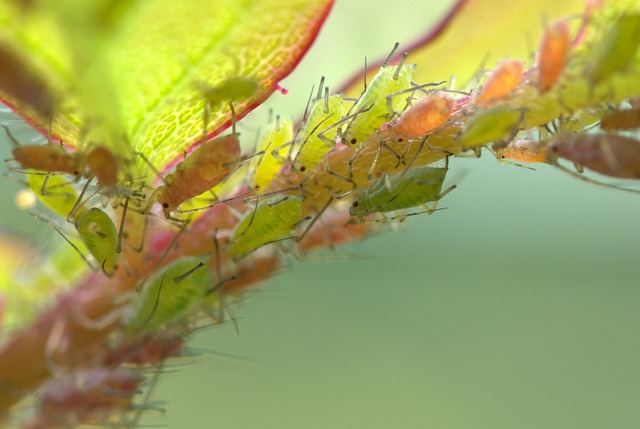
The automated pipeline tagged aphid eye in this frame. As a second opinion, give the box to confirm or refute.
[300,166,306,172]
[398,138,404,142]
[352,201,359,208]
[162,203,169,208]
[350,138,357,145]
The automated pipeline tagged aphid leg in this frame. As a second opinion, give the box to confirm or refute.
[384,81,447,120]
[549,159,640,194]
[66,176,99,223]
[295,196,333,244]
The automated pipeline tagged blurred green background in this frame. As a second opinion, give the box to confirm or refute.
[2,0,640,428]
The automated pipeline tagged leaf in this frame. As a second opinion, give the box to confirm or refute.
[0,0,334,172]
[341,0,586,96]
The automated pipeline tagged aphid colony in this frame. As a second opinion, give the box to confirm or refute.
[4,7,640,427]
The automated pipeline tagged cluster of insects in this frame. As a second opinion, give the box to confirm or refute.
[3,4,640,427]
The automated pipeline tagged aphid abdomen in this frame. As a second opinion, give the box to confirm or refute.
[600,108,640,131]
[294,93,344,173]
[125,257,211,333]
[252,117,294,190]
[538,20,571,92]
[74,208,119,276]
[350,166,448,216]
[12,145,82,177]
[390,92,455,139]
[497,139,548,163]
[86,146,119,187]
[476,60,524,104]
[550,133,640,178]
[229,195,302,258]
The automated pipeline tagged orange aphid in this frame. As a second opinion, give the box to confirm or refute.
[549,132,640,178]
[475,60,524,104]
[600,108,640,131]
[157,134,241,218]
[3,124,83,177]
[86,146,119,187]
[382,91,455,140]
[538,20,571,92]
[495,139,548,164]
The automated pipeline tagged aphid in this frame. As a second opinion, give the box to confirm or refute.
[85,146,119,187]
[600,107,640,131]
[3,123,83,177]
[73,207,119,276]
[156,133,242,219]
[103,333,183,367]
[350,158,455,218]
[585,13,640,83]
[293,82,344,173]
[537,20,571,92]
[125,257,211,333]
[251,116,294,190]
[200,76,260,110]
[340,45,416,147]
[475,60,524,104]
[381,91,455,141]
[457,107,524,149]
[297,209,370,254]
[548,132,640,179]
[228,195,302,259]
[35,367,143,427]
[494,139,548,164]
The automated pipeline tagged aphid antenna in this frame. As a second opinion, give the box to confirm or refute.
[319,103,373,146]
[293,112,337,170]
[295,196,333,244]
[240,186,300,204]
[134,220,190,292]
[176,186,258,214]
[384,81,449,118]
[367,204,451,224]
[489,147,537,171]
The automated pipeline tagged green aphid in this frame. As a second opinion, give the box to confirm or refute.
[458,107,524,148]
[350,163,454,218]
[252,116,294,190]
[586,13,640,83]
[201,76,260,109]
[340,57,415,147]
[74,208,119,276]
[125,257,211,333]
[293,91,344,173]
[229,195,302,259]
[26,173,80,218]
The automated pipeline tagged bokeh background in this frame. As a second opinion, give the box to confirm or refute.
[2,0,640,428]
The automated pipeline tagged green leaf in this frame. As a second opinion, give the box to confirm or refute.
[0,0,334,172]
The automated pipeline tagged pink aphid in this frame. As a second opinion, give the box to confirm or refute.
[549,133,640,178]
[382,91,455,140]
[475,60,524,104]
[36,367,143,427]
[537,20,571,92]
